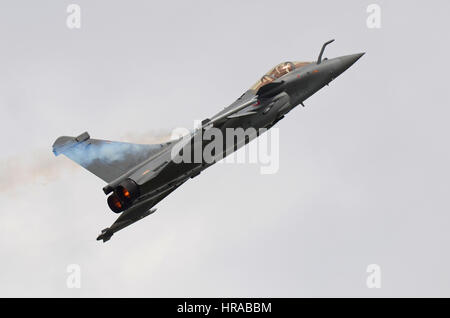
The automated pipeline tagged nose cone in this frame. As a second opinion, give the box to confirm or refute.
[334,53,365,76]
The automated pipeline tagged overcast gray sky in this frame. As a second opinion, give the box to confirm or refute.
[1,0,450,297]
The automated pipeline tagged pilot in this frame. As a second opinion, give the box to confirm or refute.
[260,74,274,85]
[274,62,294,78]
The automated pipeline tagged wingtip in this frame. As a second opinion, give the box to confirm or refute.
[97,228,113,242]
[52,132,90,156]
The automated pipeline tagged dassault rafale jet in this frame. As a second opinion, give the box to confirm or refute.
[53,40,364,242]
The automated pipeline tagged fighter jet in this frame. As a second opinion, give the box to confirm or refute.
[53,40,364,242]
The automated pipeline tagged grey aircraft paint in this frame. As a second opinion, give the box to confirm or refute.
[52,40,364,242]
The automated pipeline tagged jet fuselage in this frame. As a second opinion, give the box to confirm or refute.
[117,53,364,203]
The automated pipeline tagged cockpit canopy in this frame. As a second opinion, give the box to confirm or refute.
[251,61,311,91]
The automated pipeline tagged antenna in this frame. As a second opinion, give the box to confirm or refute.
[317,39,335,64]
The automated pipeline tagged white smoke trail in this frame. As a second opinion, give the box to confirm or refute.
[0,130,173,194]
[0,150,76,193]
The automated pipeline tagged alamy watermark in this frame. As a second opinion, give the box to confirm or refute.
[66,4,81,29]
[66,264,81,289]
[366,4,381,29]
[366,264,381,288]
[169,122,280,175]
